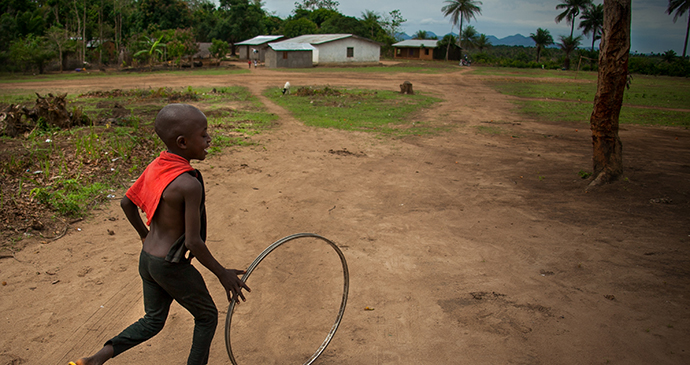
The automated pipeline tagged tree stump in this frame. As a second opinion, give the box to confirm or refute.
[400,81,414,95]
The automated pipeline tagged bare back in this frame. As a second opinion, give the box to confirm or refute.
[144,173,203,258]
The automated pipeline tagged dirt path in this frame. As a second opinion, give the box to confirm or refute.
[1,67,689,365]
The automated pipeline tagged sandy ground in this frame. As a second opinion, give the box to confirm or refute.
[1,63,689,365]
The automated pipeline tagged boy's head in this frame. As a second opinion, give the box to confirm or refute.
[155,104,210,161]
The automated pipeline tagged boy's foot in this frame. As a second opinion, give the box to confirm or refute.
[69,356,103,365]
[69,344,114,365]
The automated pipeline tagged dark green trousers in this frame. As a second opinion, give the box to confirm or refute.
[107,250,218,365]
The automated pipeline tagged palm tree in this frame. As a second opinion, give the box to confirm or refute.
[441,0,483,60]
[413,30,429,39]
[555,0,593,38]
[579,3,604,51]
[360,10,381,39]
[530,28,554,62]
[559,34,583,70]
[461,25,479,49]
[667,0,690,58]
[475,34,492,52]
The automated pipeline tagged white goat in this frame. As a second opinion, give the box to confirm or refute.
[282,81,291,95]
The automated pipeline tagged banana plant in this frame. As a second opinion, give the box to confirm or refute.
[134,35,166,71]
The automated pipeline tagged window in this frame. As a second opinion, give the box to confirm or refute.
[424,49,429,55]
[283,51,288,59]
[347,47,354,58]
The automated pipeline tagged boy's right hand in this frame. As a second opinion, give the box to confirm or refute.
[221,269,251,303]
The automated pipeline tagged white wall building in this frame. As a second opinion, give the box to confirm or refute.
[274,34,381,65]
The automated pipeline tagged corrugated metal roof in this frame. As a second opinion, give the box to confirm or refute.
[392,39,439,48]
[236,35,284,45]
[278,34,381,46]
[268,42,315,51]
[279,34,352,45]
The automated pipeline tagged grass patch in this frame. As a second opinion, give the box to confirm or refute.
[512,100,690,126]
[475,125,503,135]
[487,74,690,110]
[482,71,690,127]
[470,66,599,81]
[0,85,272,245]
[281,60,459,74]
[265,85,443,137]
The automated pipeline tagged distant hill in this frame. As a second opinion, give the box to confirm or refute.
[485,34,535,47]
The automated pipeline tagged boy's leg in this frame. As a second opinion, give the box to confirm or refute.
[107,251,174,356]
[152,261,218,365]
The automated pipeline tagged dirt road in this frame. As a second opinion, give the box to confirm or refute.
[1,64,689,365]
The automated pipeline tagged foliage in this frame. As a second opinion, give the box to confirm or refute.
[0,0,410,70]
[283,17,318,38]
[294,0,340,12]
[558,35,582,70]
[441,0,483,59]
[474,34,491,52]
[555,0,592,38]
[209,38,230,61]
[165,28,198,68]
[461,25,478,49]
[530,28,554,63]
[666,0,690,57]
[9,34,55,74]
[133,35,166,68]
[578,3,603,51]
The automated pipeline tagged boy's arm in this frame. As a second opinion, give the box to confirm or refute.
[121,196,148,243]
[182,177,251,302]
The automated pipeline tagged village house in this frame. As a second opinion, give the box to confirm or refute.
[265,42,315,68]
[274,34,380,66]
[392,39,439,60]
[235,35,284,62]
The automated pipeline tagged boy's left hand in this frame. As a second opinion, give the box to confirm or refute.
[221,269,251,303]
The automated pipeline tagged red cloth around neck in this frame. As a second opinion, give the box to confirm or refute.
[126,151,194,226]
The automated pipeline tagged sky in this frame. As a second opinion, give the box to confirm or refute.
[258,0,689,55]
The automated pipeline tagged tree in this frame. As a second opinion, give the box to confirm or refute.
[588,0,631,187]
[46,25,71,72]
[220,0,266,53]
[360,10,380,39]
[475,33,491,52]
[667,0,690,58]
[9,34,54,74]
[579,3,604,51]
[559,34,582,69]
[134,0,193,32]
[461,25,479,49]
[282,17,318,38]
[320,14,368,37]
[294,0,339,11]
[441,0,482,61]
[134,34,166,69]
[555,0,592,38]
[530,27,554,62]
[209,38,229,65]
[381,9,406,41]
[413,30,429,39]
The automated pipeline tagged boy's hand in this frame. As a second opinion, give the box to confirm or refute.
[222,269,251,303]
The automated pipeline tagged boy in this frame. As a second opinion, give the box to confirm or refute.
[71,104,250,365]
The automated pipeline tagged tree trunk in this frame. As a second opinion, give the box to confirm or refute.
[683,11,690,59]
[588,0,631,188]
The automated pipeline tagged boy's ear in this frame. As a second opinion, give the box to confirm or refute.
[176,135,187,149]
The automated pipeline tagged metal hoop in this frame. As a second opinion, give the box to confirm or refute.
[225,233,349,365]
